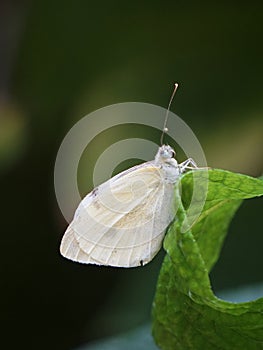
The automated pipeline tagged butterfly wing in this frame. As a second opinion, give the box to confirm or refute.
[60,163,175,267]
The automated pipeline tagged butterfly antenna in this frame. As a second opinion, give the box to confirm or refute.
[160,83,179,145]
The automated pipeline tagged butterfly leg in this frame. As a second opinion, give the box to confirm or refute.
[179,158,198,173]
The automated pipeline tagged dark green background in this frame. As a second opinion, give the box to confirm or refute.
[1,2,262,349]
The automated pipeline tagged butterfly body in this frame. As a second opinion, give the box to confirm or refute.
[60,145,192,267]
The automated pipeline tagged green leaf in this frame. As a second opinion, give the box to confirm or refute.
[152,169,263,350]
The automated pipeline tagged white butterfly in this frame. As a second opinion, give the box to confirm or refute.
[60,144,198,267]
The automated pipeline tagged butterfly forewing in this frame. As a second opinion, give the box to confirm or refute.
[60,163,175,267]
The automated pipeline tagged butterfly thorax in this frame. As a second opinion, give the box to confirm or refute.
[154,145,180,183]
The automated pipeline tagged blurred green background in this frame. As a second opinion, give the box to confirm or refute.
[1,1,263,349]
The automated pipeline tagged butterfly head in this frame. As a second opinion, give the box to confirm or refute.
[155,145,176,164]
[158,145,175,158]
